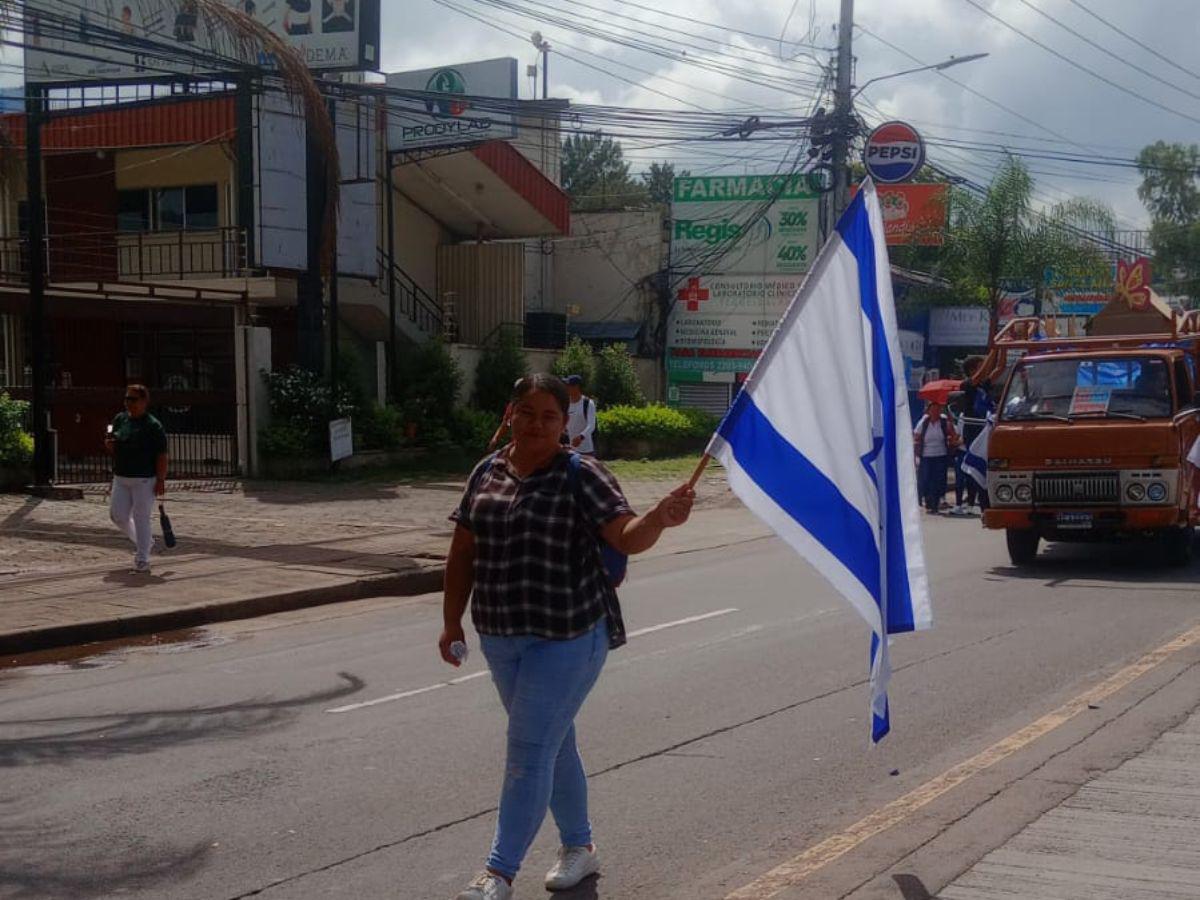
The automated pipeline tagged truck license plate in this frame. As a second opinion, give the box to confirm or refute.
[1056,512,1094,530]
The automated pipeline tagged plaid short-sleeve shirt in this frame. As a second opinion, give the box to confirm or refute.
[452,449,635,643]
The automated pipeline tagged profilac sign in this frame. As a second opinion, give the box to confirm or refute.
[863,121,925,184]
[386,57,519,151]
[23,0,382,84]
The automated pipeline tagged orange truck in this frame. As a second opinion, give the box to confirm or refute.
[983,306,1200,566]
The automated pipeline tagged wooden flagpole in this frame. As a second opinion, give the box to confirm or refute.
[686,453,711,490]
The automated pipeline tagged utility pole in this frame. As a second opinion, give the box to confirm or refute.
[25,87,52,487]
[831,0,855,220]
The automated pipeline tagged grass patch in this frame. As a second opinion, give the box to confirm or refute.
[603,454,716,482]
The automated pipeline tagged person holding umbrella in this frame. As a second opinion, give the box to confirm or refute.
[914,400,959,514]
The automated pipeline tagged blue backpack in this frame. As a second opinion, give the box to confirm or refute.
[567,452,629,588]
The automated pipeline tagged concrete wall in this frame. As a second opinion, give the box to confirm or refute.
[449,343,664,406]
[552,210,666,323]
[512,106,563,185]
[392,187,448,299]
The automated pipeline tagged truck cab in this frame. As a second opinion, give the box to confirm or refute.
[982,315,1200,566]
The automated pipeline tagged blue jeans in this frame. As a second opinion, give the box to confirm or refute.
[918,455,950,512]
[479,620,609,880]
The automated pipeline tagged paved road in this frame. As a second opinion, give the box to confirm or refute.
[3,516,1200,900]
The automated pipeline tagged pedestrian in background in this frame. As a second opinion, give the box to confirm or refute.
[956,352,1001,512]
[914,400,958,514]
[105,384,168,574]
[441,373,694,900]
[564,374,597,456]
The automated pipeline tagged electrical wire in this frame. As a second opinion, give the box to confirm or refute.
[958,0,1200,127]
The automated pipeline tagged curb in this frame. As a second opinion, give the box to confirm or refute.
[0,564,445,658]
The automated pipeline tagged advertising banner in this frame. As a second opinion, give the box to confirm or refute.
[666,274,804,378]
[24,0,382,84]
[386,58,518,151]
[853,183,948,246]
[1044,263,1114,316]
[671,176,819,275]
[929,307,990,347]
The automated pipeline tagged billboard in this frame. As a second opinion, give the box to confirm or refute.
[929,307,990,347]
[23,0,382,84]
[853,183,948,246]
[254,90,308,271]
[666,274,804,378]
[385,58,518,151]
[335,95,378,278]
[671,175,819,276]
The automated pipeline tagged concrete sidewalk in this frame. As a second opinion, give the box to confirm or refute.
[941,706,1200,900]
[0,469,753,656]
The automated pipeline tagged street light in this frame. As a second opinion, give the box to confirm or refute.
[530,31,550,100]
[851,53,988,100]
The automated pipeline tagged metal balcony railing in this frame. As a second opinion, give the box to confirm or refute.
[0,226,248,283]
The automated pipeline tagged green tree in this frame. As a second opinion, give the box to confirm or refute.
[942,157,1113,331]
[1137,141,1200,224]
[473,331,528,414]
[562,134,646,210]
[593,344,645,408]
[641,161,690,207]
[1137,141,1200,299]
[551,336,597,388]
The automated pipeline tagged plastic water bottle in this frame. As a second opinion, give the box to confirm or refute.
[450,640,469,664]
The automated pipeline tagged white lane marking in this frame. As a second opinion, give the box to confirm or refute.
[326,608,740,714]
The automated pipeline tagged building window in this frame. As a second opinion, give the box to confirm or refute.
[117,190,150,232]
[126,327,233,394]
[117,184,220,232]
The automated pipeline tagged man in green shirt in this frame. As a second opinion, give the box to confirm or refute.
[105,384,169,574]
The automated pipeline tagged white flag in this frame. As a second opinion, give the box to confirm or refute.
[707,180,931,743]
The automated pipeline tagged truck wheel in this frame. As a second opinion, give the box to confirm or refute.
[1006,528,1040,565]
[1162,526,1195,567]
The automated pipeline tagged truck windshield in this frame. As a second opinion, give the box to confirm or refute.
[1002,357,1173,421]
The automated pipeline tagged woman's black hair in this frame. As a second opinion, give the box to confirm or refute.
[511,373,570,416]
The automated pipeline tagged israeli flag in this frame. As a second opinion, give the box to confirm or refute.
[707,181,931,744]
[961,417,993,491]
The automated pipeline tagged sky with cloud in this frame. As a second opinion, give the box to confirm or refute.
[381,0,1200,229]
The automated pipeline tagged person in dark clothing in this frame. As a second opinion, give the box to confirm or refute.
[954,351,1002,512]
[105,385,168,574]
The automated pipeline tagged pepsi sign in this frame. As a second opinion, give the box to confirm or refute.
[863,121,925,184]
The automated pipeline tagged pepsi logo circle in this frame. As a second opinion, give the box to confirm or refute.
[863,121,925,184]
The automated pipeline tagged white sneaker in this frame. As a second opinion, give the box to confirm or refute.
[131,560,151,575]
[455,872,512,900]
[544,845,600,891]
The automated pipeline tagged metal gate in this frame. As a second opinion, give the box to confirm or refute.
[53,399,239,485]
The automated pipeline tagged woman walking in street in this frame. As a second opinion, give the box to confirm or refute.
[441,374,695,900]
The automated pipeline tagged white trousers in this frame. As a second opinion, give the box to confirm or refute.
[110,476,156,565]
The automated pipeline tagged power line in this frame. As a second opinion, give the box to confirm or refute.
[958,0,1200,127]
[1064,0,1200,84]
[1009,0,1200,103]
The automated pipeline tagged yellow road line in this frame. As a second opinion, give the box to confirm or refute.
[726,623,1200,899]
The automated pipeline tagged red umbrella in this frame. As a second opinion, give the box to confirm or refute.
[917,379,963,405]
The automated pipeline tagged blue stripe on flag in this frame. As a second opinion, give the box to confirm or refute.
[718,390,881,600]
[836,191,916,637]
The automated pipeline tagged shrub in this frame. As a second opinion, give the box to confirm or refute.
[394,339,462,428]
[449,407,501,457]
[0,393,32,467]
[258,422,313,460]
[596,404,712,457]
[551,337,596,389]
[593,344,645,408]
[473,332,528,414]
[356,403,405,451]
